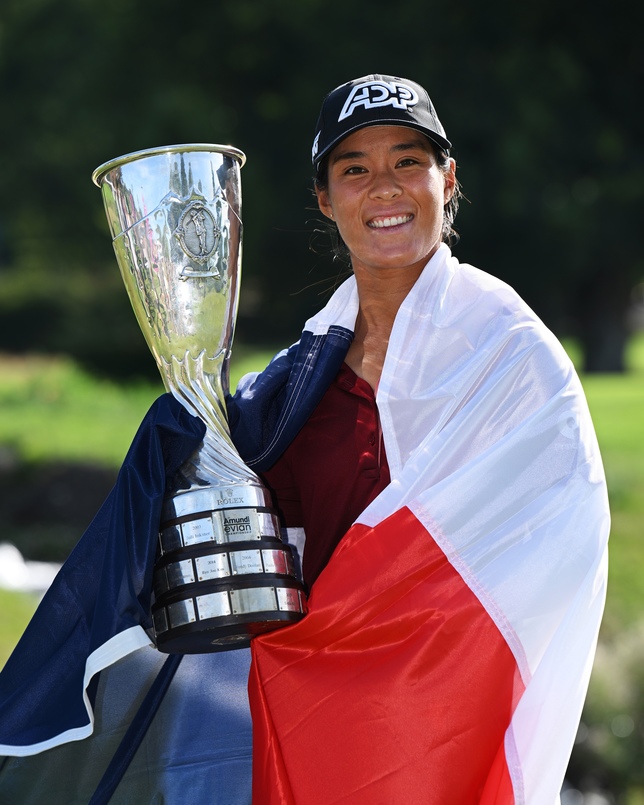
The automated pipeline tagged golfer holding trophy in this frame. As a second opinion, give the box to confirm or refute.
[92,144,307,653]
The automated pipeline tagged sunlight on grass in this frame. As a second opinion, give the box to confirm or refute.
[0,349,276,469]
[581,371,644,636]
[0,354,162,467]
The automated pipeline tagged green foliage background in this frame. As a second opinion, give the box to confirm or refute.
[0,0,642,374]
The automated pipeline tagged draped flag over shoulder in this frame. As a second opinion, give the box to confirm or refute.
[248,244,610,805]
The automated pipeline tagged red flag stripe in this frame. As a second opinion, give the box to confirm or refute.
[250,506,523,804]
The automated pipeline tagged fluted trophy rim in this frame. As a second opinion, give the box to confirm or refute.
[91,142,247,187]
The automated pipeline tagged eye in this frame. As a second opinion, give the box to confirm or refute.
[397,157,420,168]
[344,165,367,175]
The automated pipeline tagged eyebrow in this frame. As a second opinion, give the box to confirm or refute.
[330,139,429,166]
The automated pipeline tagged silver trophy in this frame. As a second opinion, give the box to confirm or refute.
[92,144,307,653]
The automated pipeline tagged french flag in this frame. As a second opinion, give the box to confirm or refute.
[249,245,609,804]
[0,246,608,805]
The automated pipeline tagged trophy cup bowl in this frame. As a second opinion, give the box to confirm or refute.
[92,144,307,653]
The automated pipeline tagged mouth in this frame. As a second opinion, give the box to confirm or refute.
[367,214,414,229]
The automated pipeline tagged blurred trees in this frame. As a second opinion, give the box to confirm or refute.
[0,0,642,376]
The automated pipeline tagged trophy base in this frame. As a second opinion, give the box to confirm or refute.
[152,576,307,653]
[152,481,308,654]
[154,607,306,654]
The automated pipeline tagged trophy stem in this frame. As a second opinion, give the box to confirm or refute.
[161,351,257,487]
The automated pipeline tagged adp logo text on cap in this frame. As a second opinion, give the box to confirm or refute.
[339,80,419,120]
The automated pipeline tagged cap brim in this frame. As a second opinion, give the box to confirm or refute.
[314,119,452,170]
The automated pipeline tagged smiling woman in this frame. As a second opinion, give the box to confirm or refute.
[239,74,610,805]
[314,126,456,388]
[317,128,454,276]
[0,74,609,805]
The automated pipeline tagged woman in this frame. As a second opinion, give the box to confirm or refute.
[252,75,459,592]
[0,75,608,805]
[228,74,610,804]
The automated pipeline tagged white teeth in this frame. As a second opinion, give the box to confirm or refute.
[369,215,413,228]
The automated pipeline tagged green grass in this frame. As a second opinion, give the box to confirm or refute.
[582,372,644,636]
[559,335,644,637]
[0,337,643,664]
[0,355,161,467]
[0,348,278,469]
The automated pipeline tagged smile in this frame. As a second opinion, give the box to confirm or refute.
[367,214,414,229]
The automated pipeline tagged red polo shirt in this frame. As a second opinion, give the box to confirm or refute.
[260,363,391,590]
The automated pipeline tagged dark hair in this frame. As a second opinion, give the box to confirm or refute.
[313,138,462,264]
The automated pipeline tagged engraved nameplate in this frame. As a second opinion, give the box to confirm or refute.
[230,549,263,575]
[159,525,183,553]
[166,559,195,588]
[153,608,169,634]
[261,548,291,575]
[195,552,231,581]
[153,566,169,597]
[181,517,217,546]
[276,586,302,612]
[257,512,282,538]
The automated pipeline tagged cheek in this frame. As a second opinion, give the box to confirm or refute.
[326,188,361,232]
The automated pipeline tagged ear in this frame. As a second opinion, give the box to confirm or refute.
[443,158,457,204]
[315,185,334,220]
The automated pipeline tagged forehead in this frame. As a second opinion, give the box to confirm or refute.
[329,125,432,162]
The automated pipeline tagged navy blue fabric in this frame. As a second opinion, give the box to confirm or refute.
[0,648,254,803]
[228,325,353,471]
[87,654,183,805]
[0,394,205,749]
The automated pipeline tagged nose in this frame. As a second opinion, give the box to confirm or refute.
[368,167,402,200]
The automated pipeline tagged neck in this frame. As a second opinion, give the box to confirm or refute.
[344,263,422,390]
